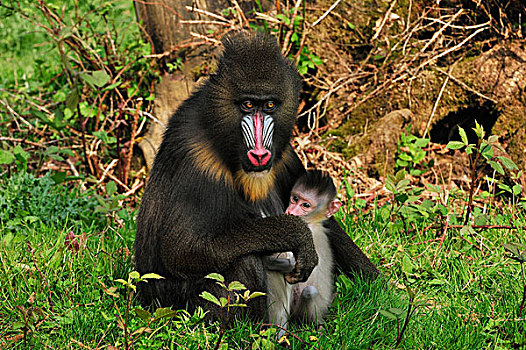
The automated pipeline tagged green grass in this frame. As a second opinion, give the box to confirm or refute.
[1,172,525,349]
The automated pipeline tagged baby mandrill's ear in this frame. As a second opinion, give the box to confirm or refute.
[326,198,342,218]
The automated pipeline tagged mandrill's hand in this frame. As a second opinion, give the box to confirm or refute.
[285,240,318,284]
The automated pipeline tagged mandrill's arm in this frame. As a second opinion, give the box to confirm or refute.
[160,214,318,283]
[324,217,380,280]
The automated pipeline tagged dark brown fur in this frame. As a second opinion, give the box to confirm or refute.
[135,32,378,321]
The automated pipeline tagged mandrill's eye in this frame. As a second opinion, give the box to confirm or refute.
[264,100,276,112]
[241,100,254,112]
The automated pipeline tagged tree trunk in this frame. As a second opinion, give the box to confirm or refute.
[133,0,259,169]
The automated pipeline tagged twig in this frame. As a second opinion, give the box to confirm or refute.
[124,100,142,186]
[434,67,497,103]
[232,0,248,27]
[28,242,54,312]
[0,99,34,129]
[185,5,229,22]
[423,67,450,137]
[415,25,489,73]
[189,32,221,45]
[180,20,230,26]
[449,225,526,230]
[97,159,119,185]
[0,137,46,148]
[123,180,144,197]
[433,215,449,267]
[371,0,397,41]
[311,0,342,27]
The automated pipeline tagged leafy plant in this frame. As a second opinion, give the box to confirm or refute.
[447,120,519,224]
[200,273,266,350]
[0,1,158,189]
[396,128,431,176]
[94,181,126,222]
[379,285,422,348]
[101,270,173,350]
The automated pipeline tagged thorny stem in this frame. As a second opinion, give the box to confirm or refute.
[214,291,231,350]
[464,140,482,225]
[519,263,526,317]
[124,288,134,350]
[395,302,415,348]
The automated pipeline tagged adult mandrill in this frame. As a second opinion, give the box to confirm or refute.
[135,32,379,321]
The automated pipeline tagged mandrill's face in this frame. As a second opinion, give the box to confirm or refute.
[239,96,279,173]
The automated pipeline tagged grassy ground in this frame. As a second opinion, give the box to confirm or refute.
[1,1,525,349]
[0,172,525,349]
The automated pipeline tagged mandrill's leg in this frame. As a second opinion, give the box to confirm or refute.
[220,254,269,322]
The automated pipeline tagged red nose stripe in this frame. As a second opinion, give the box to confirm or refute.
[247,112,271,167]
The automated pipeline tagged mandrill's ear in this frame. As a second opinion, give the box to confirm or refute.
[326,198,342,218]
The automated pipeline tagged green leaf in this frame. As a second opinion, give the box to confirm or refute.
[414,138,429,148]
[474,215,489,226]
[104,286,120,297]
[51,171,67,184]
[103,80,122,91]
[228,281,246,291]
[135,308,151,321]
[153,307,177,319]
[428,279,446,286]
[14,145,30,162]
[141,273,164,280]
[0,150,15,165]
[498,156,518,171]
[310,54,323,66]
[472,120,485,139]
[395,169,406,182]
[489,161,504,175]
[229,303,248,308]
[13,321,25,330]
[200,291,221,306]
[503,243,526,262]
[385,178,396,192]
[406,286,416,300]
[248,292,266,299]
[395,193,409,203]
[79,70,110,88]
[513,184,522,196]
[65,89,79,111]
[488,135,498,143]
[389,307,406,316]
[379,309,397,320]
[458,127,468,145]
[480,143,493,160]
[446,141,464,150]
[106,181,117,196]
[402,255,413,274]
[220,297,228,307]
[205,273,225,283]
[275,14,290,26]
[129,271,140,280]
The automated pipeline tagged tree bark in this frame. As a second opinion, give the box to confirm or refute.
[133,0,230,169]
